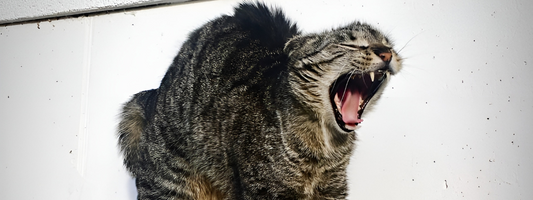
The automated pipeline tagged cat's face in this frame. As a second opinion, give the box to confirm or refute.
[285,22,402,132]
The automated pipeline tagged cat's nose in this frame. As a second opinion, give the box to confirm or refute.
[370,45,392,63]
[379,52,392,63]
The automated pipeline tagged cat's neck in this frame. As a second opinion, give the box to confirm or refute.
[276,94,355,167]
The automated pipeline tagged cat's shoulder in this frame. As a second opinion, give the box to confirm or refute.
[232,2,300,49]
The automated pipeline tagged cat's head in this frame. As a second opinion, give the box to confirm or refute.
[284,22,402,132]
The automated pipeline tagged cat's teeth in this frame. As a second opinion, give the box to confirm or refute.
[369,72,375,82]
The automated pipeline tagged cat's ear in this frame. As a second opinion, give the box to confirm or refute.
[285,34,348,67]
[284,35,322,59]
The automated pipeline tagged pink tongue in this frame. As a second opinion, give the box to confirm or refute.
[340,89,363,125]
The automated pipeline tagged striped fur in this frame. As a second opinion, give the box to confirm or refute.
[118,2,401,199]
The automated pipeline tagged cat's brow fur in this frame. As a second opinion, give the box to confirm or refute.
[118,2,401,199]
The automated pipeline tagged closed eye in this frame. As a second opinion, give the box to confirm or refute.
[337,44,369,50]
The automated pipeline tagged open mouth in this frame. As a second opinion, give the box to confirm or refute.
[330,70,388,131]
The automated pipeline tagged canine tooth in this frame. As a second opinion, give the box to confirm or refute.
[369,71,375,82]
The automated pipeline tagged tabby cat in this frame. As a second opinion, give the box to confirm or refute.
[118,2,402,199]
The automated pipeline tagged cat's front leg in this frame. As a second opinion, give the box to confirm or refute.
[314,166,349,200]
[134,167,225,200]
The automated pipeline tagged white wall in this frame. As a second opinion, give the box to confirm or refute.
[1,0,532,199]
[0,0,190,24]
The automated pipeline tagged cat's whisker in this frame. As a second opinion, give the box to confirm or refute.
[361,72,369,88]
[340,69,357,104]
[397,31,422,54]
[330,63,349,94]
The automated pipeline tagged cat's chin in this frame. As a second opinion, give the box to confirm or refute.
[329,70,389,132]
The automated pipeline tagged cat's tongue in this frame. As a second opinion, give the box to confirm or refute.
[340,89,364,126]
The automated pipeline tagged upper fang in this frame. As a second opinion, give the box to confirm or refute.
[369,72,375,82]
